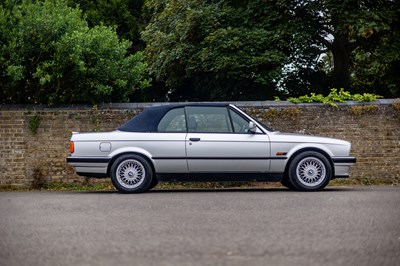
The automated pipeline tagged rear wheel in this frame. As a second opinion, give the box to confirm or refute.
[288,151,332,191]
[280,177,295,190]
[110,154,154,193]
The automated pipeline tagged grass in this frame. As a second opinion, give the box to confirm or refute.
[0,178,398,192]
[329,178,398,186]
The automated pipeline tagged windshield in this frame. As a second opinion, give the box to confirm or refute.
[254,118,275,132]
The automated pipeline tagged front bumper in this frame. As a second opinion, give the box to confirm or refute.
[332,157,357,178]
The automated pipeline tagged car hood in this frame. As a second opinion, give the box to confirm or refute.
[268,131,350,146]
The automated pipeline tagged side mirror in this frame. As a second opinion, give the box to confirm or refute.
[248,121,257,133]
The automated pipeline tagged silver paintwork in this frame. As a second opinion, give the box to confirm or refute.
[74,166,108,174]
[67,104,355,180]
[185,133,270,172]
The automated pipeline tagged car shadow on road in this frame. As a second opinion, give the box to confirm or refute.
[150,186,355,193]
[79,186,356,194]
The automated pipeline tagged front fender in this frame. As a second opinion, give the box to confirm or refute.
[286,143,334,159]
[270,143,334,173]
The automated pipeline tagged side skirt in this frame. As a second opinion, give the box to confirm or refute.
[156,173,283,182]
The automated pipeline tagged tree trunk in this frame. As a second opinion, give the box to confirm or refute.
[331,34,352,89]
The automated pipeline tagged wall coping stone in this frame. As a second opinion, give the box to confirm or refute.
[0,98,398,110]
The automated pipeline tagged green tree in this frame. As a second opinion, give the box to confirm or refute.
[66,0,146,51]
[142,0,296,101]
[351,6,400,97]
[286,0,400,96]
[0,0,150,105]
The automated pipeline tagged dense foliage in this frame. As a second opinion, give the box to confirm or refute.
[0,0,149,104]
[142,0,297,101]
[0,0,399,104]
[66,0,146,50]
[283,0,400,98]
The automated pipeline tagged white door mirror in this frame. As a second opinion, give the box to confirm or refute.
[249,121,257,133]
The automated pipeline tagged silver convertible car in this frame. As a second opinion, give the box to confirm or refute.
[67,103,356,193]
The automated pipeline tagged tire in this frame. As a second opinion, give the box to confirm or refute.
[148,178,159,190]
[280,177,295,190]
[288,151,332,191]
[110,154,154,193]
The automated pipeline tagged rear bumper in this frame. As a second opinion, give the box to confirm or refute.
[332,156,356,178]
[67,157,111,164]
[67,157,110,178]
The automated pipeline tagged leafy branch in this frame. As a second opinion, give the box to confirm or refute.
[285,88,382,107]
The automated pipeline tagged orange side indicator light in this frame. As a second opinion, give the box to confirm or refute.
[276,152,287,156]
[69,141,75,154]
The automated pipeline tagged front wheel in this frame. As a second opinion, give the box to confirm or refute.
[148,178,159,190]
[288,151,332,191]
[110,154,154,193]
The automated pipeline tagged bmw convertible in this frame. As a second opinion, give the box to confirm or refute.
[67,103,356,193]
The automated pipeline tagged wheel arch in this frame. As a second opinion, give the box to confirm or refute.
[284,147,335,178]
[106,152,156,178]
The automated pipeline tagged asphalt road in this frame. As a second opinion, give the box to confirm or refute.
[0,186,399,266]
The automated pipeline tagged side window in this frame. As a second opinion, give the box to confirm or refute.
[229,109,249,133]
[186,106,233,133]
[157,108,187,132]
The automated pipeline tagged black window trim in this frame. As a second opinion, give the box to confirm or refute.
[154,104,268,135]
[228,107,267,135]
[184,105,234,134]
[156,106,187,133]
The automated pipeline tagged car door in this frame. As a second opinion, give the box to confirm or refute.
[150,107,188,173]
[185,106,271,173]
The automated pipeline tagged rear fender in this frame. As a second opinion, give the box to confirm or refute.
[107,147,154,177]
[108,147,153,160]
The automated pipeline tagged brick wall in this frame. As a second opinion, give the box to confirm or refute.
[0,100,399,186]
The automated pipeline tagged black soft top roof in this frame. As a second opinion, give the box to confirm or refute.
[118,103,229,132]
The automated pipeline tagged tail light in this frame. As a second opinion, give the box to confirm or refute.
[69,141,75,154]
